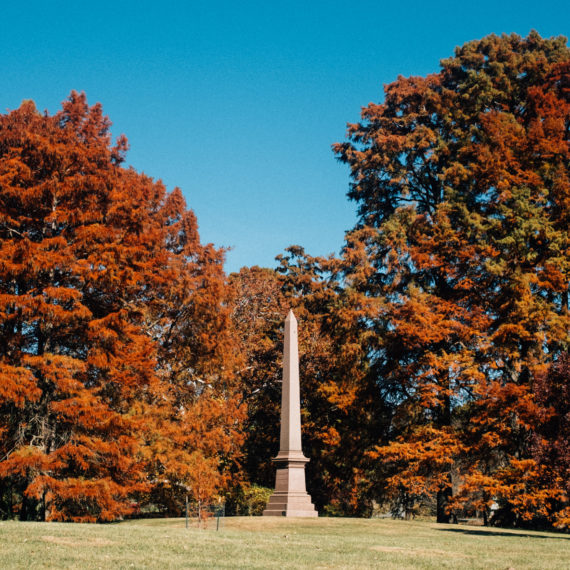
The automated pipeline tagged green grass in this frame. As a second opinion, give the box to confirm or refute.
[0,516,568,569]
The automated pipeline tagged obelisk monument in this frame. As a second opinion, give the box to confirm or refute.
[263,310,318,517]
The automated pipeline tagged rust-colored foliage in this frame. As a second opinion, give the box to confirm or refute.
[229,253,390,515]
[333,32,569,526]
[228,266,289,489]
[0,93,244,521]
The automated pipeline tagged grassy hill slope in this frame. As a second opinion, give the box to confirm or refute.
[0,516,568,569]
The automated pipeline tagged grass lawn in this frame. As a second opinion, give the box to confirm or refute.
[0,516,568,569]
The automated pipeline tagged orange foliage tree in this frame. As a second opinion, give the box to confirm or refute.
[332,32,569,525]
[228,266,289,491]
[229,255,390,515]
[0,93,244,521]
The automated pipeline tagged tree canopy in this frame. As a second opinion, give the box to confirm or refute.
[0,92,244,522]
[330,31,569,526]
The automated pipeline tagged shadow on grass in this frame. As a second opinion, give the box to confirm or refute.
[437,527,570,540]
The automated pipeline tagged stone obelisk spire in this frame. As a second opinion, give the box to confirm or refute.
[263,310,318,517]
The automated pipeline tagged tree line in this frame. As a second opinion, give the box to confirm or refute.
[0,31,568,528]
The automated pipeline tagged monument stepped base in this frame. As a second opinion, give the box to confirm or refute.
[263,509,318,517]
[263,492,318,517]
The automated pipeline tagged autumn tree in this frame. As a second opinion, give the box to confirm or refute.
[228,266,289,490]
[333,32,569,525]
[229,253,390,515]
[0,93,243,522]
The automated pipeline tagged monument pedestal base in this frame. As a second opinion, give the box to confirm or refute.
[263,456,318,517]
[262,492,318,517]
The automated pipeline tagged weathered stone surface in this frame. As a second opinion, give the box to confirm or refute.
[263,310,317,517]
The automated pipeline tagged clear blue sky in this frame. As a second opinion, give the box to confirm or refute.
[2,1,567,273]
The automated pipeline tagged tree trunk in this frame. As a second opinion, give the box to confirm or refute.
[436,485,452,523]
[20,495,38,521]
